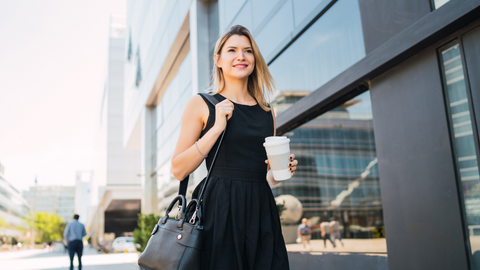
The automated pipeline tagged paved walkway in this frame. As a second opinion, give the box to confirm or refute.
[287,238,387,255]
[0,247,140,270]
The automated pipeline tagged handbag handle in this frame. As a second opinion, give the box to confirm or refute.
[178,93,226,202]
[164,195,187,218]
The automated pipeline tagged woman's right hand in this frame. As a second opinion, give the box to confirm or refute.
[213,99,234,131]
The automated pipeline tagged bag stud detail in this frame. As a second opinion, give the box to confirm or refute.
[177,234,182,240]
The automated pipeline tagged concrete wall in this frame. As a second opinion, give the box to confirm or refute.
[106,37,141,186]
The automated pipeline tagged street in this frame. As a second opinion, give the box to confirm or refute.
[0,247,140,270]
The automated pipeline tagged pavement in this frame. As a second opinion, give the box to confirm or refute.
[286,238,387,255]
[0,247,140,270]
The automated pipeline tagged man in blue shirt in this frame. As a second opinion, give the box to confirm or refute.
[64,214,86,270]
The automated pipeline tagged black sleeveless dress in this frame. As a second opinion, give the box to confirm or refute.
[194,93,290,270]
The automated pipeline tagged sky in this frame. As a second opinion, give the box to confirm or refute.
[0,0,126,192]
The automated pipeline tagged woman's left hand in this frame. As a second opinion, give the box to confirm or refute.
[288,154,298,176]
[265,153,298,177]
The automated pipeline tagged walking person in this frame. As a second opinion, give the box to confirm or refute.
[329,217,344,247]
[172,25,298,270]
[297,218,312,250]
[320,220,336,248]
[63,214,86,270]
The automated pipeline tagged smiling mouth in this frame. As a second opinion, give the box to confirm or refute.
[233,64,248,68]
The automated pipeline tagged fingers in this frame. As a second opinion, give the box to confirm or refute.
[265,160,269,164]
[288,157,298,176]
[216,100,234,120]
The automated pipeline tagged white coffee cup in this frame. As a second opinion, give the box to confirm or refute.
[263,136,291,181]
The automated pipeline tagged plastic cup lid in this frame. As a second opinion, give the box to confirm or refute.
[263,138,290,147]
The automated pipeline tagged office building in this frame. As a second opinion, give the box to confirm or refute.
[23,185,75,222]
[123,0,480,269]
[88,14,142,247]
[0,162,31,242]
[74,171,92,224]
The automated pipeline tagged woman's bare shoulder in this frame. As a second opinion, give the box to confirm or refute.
[186,95,209,112]
[184,94,209,122]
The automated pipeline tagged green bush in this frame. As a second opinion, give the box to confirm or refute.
[133,213,161,252]
[35,212,66,243]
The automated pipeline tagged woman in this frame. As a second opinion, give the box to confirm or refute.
[171,25,298,270]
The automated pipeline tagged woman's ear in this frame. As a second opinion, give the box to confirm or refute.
[214,54,221,69]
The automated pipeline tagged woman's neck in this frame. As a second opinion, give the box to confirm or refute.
[220,77,255,104]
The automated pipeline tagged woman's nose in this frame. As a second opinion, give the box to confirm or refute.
[236,51,245,60]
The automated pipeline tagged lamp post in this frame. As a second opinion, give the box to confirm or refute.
[30,175,37,249]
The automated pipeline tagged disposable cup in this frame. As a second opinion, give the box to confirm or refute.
[263,136,291,181]
[265,136,288,142]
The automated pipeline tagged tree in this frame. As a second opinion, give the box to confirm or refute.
[35,212,66,243]
[0,215,7,228]
[133,213,161,252]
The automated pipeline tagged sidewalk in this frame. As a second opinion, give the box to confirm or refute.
[0,247,140,270]
[287,238,387,255]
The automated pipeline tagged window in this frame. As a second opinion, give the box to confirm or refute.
[127,30,132,61]
[135,48,142,87]
[439,40,480,259]
[269,0,365,110]
[432,0,449,9]
[273,90,386,254]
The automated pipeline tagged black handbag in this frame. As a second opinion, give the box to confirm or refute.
[138,93,225,270]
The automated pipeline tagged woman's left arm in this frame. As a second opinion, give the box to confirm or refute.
[265,109,298,185]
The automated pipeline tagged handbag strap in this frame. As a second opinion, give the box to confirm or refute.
[178,92,226,204]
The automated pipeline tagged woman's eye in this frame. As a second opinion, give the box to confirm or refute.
[246,50,253,53]
[228,49,235,52]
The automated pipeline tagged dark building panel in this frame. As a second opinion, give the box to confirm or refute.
[288,252,387,270]
[463,25,480,141]
[358,0,431,54]
[370,48,469,269]
[104,199,141,237]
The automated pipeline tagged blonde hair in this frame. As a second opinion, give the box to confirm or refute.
[210,25,275,111]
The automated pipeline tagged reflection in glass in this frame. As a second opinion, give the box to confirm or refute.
[292,0,332,28]
[439,41,480,262]
[273,91,386,253]
[269,0,365,99]
[433,0,450,9]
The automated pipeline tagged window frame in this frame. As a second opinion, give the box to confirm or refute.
[437,36,480,269]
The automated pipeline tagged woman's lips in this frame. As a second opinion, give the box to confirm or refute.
[233,64,248,69]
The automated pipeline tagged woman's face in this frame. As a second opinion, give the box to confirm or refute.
[216,34,255,81]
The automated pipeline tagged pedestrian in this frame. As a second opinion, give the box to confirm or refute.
[329,217,344,247]
[320,220,336,248]
[63,214,86,270]
[297,218,312,250]
[171,25,298,270]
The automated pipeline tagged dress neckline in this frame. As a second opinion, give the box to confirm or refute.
[216,93,258,107]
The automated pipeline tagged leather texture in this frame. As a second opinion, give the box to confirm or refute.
[138,195,203,270]
[138,213,203,270]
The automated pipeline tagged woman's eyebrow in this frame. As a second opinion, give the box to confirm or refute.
[226,46,252,49]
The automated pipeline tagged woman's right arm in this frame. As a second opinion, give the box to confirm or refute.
[171,95,233,181]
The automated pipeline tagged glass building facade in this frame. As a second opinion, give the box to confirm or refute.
[440,40,480,268]
[272,91,385,252]
[124,0,480,268]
